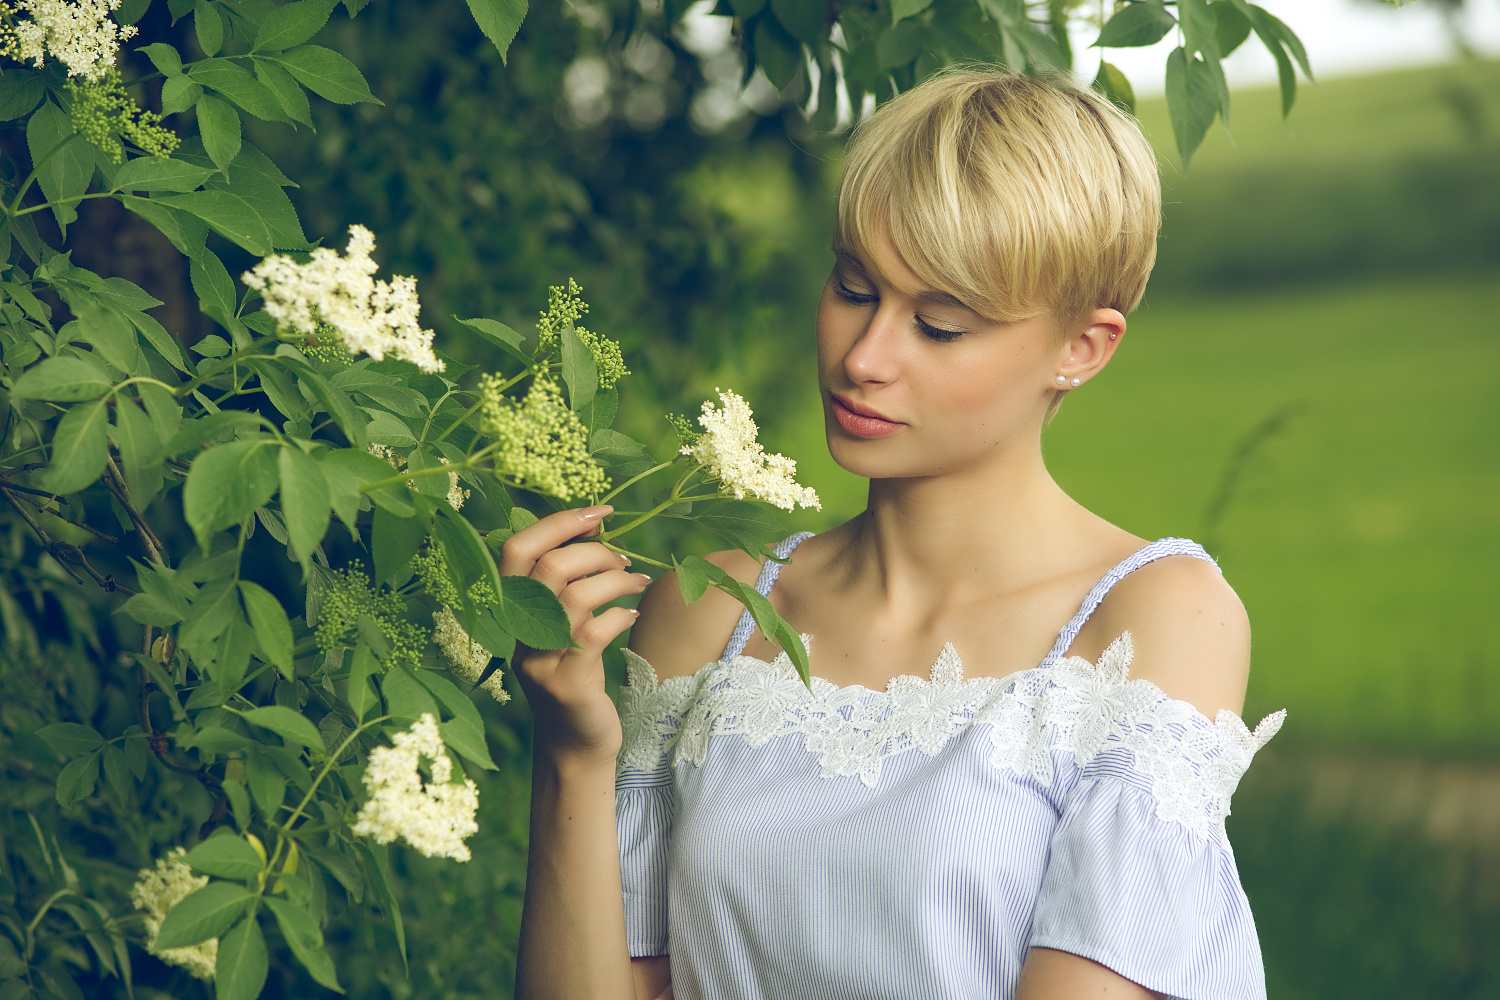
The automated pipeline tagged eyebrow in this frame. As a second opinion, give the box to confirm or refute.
[834,250,973,311]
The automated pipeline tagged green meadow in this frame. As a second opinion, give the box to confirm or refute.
[765,61,1500,754]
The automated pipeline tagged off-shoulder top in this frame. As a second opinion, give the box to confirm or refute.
[615,535,1284,1000]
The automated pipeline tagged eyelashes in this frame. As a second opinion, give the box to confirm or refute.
[833,281,967,343]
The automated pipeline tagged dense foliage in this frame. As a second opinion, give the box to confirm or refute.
[0,1,1323,998]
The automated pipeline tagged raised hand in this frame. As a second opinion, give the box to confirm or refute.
[502,505,651,766]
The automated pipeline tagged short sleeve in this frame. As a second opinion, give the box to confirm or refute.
[1017,634,1286,1000]
[615,650,700,958]
[1028,775,1266,1000]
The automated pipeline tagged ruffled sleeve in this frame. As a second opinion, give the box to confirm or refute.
[1015,634,1285,1000]
[615,649,698,957]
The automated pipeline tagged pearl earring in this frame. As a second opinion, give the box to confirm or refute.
[1070,378,1081,387]
[1108,333,1118,340]
[1055,375,1067,385]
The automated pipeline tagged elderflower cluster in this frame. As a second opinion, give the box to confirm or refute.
[2,0,136,81]
[439,457,469,511]
[684,389,820,511]
[243,225,443,373]
[351,713,479,861]
[129,848,217,981]
[534,279,628,390]
[366,445,467,510]
[68,71,177,162]
[480,373,609,501]
[433,607,509,703]
[314,562,429,665]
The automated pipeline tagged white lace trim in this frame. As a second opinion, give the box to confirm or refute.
[617,632,1285,840]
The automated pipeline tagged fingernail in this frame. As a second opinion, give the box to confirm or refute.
[617,552,631,566]
[625,608,640,617]
[634,573,652,585]
[578,505,613,522]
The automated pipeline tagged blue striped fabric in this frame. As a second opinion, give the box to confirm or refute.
[616,537,1273,1000]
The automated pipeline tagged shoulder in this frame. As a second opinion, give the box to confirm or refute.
[626,548,763,683]
[1066,551,1250,719]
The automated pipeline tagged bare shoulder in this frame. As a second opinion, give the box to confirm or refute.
[1067,554,1250,719]
[626,549,763,683]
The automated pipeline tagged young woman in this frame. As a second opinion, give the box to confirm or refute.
[506,70,1284,1000]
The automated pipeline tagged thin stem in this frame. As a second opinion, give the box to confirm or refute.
[11,192,116,218]
[172,343,268,399]
[103,457,165,565]
[433,395,485,443]
[7,133,79,217]
[598,464,701,542]
[24,889,75,955]
[597,460,674,506]
[276,716,389,836]
[596,540,670,570]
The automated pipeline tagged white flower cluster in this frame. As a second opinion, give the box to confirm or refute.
[243,225,443,373]
[351,713,479,861]
[129,848,217,981]
[439,457,470,511]
[8,0,136,81]
[433,607,508,703]
[684,389,820,511]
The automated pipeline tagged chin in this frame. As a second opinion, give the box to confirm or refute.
[823,418,940,480]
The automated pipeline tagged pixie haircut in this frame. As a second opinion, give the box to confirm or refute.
[835,68,1162,327]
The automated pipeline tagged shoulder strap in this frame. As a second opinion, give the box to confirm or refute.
[1039,537,1218,668]
[720,532,815,660]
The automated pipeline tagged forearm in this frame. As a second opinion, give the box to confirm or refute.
[1015,947,1160,1000]
[515,749,636,1000]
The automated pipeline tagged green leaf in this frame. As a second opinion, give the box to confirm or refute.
[753,18,802,89]
[208,145,310,250]
[346,642,377,718]
[111,156,215,194]
[101,741,131,799]
[224,776,251,829]
[132,310,193,372]
[355,843,406,972]
[121,590,185,625]
[55,752,99,806]
[27,102,92,232]
[191,58,290,123]
[277,445,331,563]
[138,41,184,76]
[0,75,43,120]
[246,357,311,421]
[890,0,933,25]
[1210,1,1252,56]
[280,355,369,449]
[770,0,825,43]
[263,897,342,992]
[464,0,528,63]
[195,0,225,55]
[195,93,242,174]
[365,409,416,446]
[274,45,381,104]
[403,446,450,498]
[184,835,264,880]
[369,503,424,587]
[239,580,294,671]
[183,439,280,547]
[180,578,240,652]
[559,324,596,411]
[215,916,269,1000]
[451,603,515,661]
[241,705,324,748]
[113,394,160,474]
[44,401,109,494]
[159,188,272,255]
[321,446,411,517]
[493,575,571,650]
[254,0,340,52]
[454,315,530,365]
[163,410,264,456]
[1091,59,1136,114]
[433,502,502,599]
[161,75,205,114]
[254,58,314,126]
[120,194,210,259]
[65,301,139,373]
[677,555,811,685]
[1094,0,1176,47]
[672,553,710,604]
[153,882,253,949]
[190,251,244,341]
[10,356,112,401]
[381,665,438,722]
[35,722,104,756]
[1164,45,1220,169]
[668,498,784,560]
[412,670,496,769]
[140,379,183,441]
[245,748,287,816]
[1177,0,1218,56]
[179,725,249,753]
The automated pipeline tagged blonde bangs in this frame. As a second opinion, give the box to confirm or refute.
[834,69,1161,327]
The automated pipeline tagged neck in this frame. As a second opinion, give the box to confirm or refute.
[840,431,1093,603]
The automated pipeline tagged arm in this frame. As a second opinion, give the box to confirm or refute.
[1017,554,1251,999]
[509,507,648,1000]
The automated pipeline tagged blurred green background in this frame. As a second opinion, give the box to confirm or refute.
[73,2,1500,993]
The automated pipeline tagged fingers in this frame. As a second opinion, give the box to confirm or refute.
[532,542,629,597]
[499,505,612,577]
[570,606,640,660]
[559,570,652,624]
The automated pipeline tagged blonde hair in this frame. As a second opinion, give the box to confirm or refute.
[835,68,1161,328]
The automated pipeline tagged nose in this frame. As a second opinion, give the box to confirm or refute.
[842,302,905,386]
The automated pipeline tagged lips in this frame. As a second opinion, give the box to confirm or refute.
[830,394,904,439]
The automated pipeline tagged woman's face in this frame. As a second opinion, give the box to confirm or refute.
[815,232,1071,482]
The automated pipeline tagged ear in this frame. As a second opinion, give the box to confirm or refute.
[1055,308,1126,388]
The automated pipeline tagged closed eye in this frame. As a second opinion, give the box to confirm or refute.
[833,280,876,306]
[916,316,965,343]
